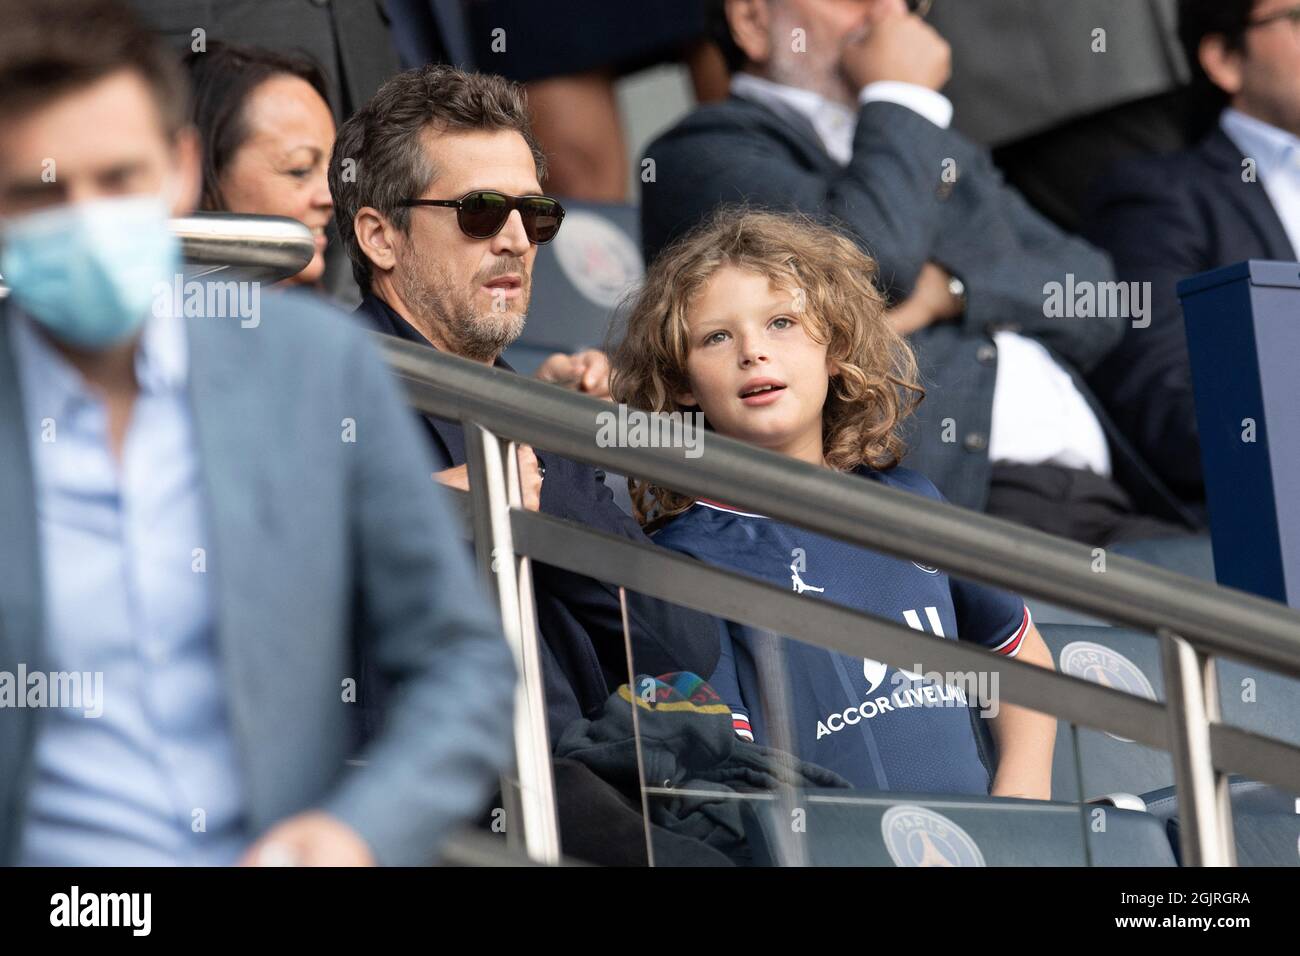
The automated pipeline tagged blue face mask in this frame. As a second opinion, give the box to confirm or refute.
[0,194,180,349]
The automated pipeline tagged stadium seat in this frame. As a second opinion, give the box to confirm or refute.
[1035,624,1300,803]
[739,791,1177,866]
[1026,534,1215,626]
[1110,534,1216,578]
[1037,624,1173,800]
[1143,779,1300,866]
[502,198,644,376]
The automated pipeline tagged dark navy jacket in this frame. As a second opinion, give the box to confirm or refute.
[1084,127,1298,504]
[354,293,721,742]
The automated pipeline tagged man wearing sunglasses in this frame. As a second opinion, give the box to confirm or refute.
[1084,0,1300,512]
[328,65,720,756]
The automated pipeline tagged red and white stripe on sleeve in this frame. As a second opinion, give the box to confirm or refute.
[732,711,754,742]
[990,605,1032,658]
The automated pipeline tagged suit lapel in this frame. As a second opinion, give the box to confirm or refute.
[1201,129,1297,260]
[729,94,838,173]
[0,305,44,671]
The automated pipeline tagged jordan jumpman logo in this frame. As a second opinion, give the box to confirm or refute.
[790,560,825,594]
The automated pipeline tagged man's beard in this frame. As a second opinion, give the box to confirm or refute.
[765,5,858,107]
[397,244,530,363]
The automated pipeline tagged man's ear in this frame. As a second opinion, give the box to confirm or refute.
[727,0,773,67]
[355,206,398,275]
[1199,33,1245,97]
[674,388,699,407]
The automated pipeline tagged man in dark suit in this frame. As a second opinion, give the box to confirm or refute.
[643,0,1199,544]
[1084,0,1300,507]
[328,65,720,744]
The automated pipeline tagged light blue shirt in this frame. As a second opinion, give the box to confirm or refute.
[1222,108,1300,257]
[11,309,248,865]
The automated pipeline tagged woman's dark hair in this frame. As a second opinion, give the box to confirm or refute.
[185,43,330,211]
[1178,0,1258,137]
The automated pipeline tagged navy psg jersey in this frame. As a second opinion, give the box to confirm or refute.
[652,466,1030,795]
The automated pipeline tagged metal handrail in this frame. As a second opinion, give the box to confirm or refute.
[172,212,315,283]
[378,334,1300,670]
[376,332,1300,867]
[0,213,315,293]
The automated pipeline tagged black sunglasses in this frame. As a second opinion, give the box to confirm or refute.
[398,190,566,244]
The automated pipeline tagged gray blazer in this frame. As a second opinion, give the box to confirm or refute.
[0,291,516,866]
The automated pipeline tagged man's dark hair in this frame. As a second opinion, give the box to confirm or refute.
[185,43,330,212]
[0,0,188,136]
[328,64,547,292]
[1178,0,1258,135]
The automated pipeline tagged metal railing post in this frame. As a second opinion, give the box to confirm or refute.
[464,424,560,865]
[1160,629,1236,866]
[1201,653,1238,866]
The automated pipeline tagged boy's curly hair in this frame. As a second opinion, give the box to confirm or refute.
[608,207,925,525]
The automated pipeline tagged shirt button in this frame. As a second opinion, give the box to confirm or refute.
[976,343,997,364]
[963,432,988,452]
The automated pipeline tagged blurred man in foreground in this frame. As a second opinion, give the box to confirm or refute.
[0,0,515,866]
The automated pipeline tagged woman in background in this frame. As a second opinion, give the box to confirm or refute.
[186,43,335,286]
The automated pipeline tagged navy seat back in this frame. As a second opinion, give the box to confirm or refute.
[1038,624,1172,800]
[740,791,1176,866]
[1144,779,1300,866]
[502,199,643,376]
[1036,624,1300,801]
[1026,535,1214,626]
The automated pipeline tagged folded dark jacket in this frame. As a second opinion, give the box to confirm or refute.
[555,674,849,864]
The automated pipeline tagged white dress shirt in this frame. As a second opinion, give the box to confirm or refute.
[729,72,1112,477]
[1221,107,1300,257]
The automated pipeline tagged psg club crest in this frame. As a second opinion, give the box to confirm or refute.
[552,210,643,309]
[1058,641,1156,743]
[881,805,986,867]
